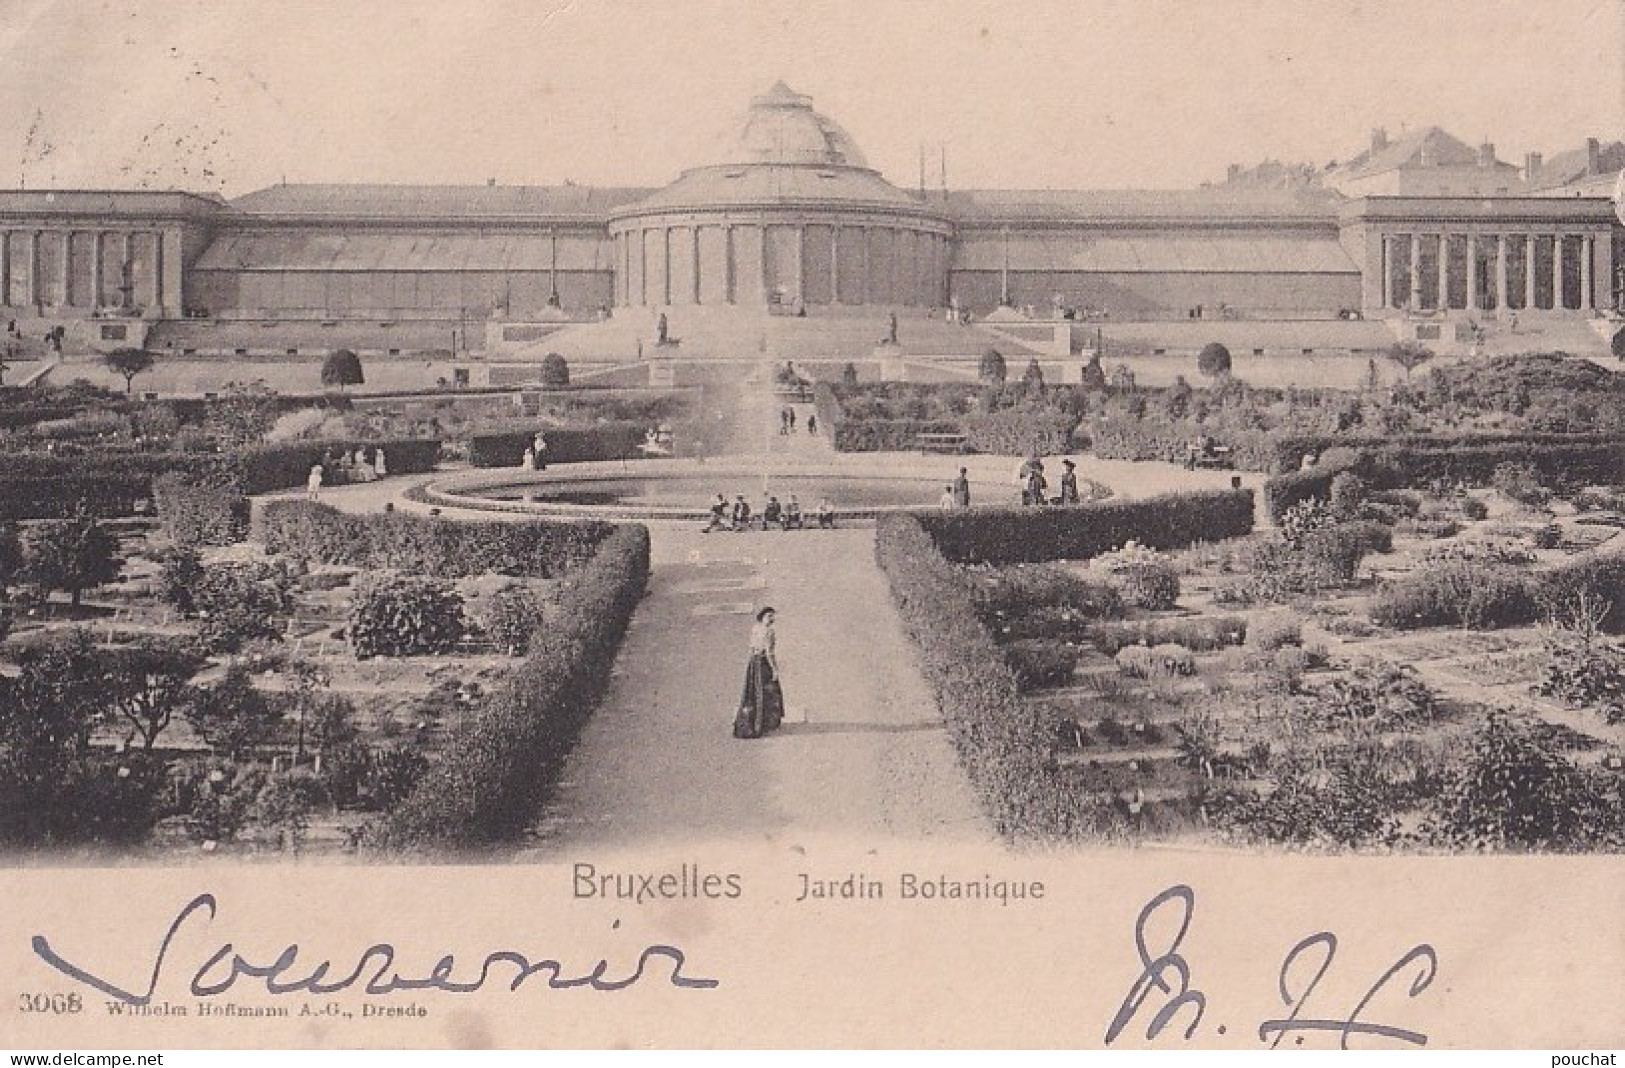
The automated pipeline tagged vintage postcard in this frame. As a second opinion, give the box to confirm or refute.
[1,0,1623,1051]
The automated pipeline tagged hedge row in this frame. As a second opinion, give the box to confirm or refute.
[918,489,1255,564]
[874,513,1086,839]
[0,476,145,520]
[0,438,441,519]
[376,523,651,849]
[261,500,614,578]
[1372,552,1625,633]
[1089,416,1282,471]
[1262,436,1625,520]
[832,418,963,452]
[467,425,652,467]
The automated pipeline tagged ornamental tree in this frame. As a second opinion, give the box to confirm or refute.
[103,348,155,396]
[22,509,122,608]
[321,348,365,392]
[1197,342,1232,379]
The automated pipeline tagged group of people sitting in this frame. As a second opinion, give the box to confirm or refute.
[703,493,836,533]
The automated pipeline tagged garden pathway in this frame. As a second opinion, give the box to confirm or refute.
[515,519,991,852]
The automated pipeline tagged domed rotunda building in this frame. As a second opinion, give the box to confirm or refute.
[608,82,952,310]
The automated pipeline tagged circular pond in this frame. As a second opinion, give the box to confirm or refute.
[475,474,946,510]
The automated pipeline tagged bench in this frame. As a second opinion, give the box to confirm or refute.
[917,432,970,454]
[1184,445,1234,471]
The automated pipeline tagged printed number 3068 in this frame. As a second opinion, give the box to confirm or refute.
[18,992,83,1014]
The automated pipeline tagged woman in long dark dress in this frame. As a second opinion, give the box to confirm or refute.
[734,607,785,739]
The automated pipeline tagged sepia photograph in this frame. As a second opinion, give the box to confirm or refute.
[0,0,1622,1051]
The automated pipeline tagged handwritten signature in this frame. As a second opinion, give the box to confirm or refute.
[1106,885,1439,1049]
[31,893,719,1005]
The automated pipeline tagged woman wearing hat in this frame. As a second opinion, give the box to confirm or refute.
[1058,458,1080,504]
[734,607,785,739]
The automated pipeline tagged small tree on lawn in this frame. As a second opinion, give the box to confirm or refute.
[539,352,570,387]
[321,349,365,392]
[185,665,284,762]
[1197,342,1232,379]
[104,638,206,751]
[103,348,155,396]
[1080,353,1107,392]
[1387,340,1435,381]
[978,347,1007,385]
[22,508,122,609]
[840,362,860,388]
[1021,358,1046,393]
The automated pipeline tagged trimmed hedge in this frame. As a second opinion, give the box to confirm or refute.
[467,425,650,467]
[375,524,650,848]
[0,437,439,520]
[875,512,1087,839]
[832,418,963,452]
[261,501,614,578]
[151,471,248,547]
[1264,434,1625,521]
[0,476,145,520]
[918,489,1255,564]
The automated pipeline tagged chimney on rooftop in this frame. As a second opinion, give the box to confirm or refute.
[1370,127,1388,154]
[1478,141,1496,168]
[1227,163,1242,182]
[1587,138,1602,175]
[1524,151,1543,186]
[487,177,496,187]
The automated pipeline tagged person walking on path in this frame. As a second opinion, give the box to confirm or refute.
[939,484,957,511]
[373,447,387,478]
[306,463,324,502]
[733,606,785,739]
[953,467,971,508]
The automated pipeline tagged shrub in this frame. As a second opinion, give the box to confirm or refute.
[1279,498,1337,547]
[1248,611,1302,651]
[923,490,1254,567]
[478,585,547,656]
[152,471,248,548]
[367,744,431,810]
[1307,660,1436,731]
[1492,461,1551,508]
[1092,615,1246,655]
[1458,496,1489,521]
[1532,523,1563,550]
[1091,544,1181,610]
[1115,643,1195,678]
[975,565,1123,617]
[978,347,1007,385]
[1369,561,1537,631]
[1197,343,1231,378]
[539,353,570,388]
[1005,639,1080,691]
[262,501,612,578]
[1433,712,1597,851]
[349,575,466,658]
[1328,471,1368,516]
[193,562,294,653]
[961,406,1079,457]
[375,525,650,849]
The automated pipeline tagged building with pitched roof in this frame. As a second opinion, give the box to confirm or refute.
[0,84,1617,359]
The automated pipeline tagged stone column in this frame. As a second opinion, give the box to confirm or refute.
[151,231,165,312]
[121,232,135,309]
[724,225,735,304]
[760,225,770,306]
[830,226,841,304]
[549,231,559,303]
[1495,234,1508,311]
[26,231,41,308]
[661,227,673,306]
[90,232,104,309]
[792,226,805,304]
[1581,234,1594,310]
[1553,233,1566,310]
[58,231,73,307]
[1524,234,1537,309]
[1436,234,1449,309]
[859,226,870,305]
[1465,234,1479,312]
[1404,229,1417,303]
[0,232,10,308]
[1378,234,1390,307]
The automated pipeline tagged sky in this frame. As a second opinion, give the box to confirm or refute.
[0,0,1620,196]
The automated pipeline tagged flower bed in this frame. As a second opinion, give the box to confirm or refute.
[374,523,650,850]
